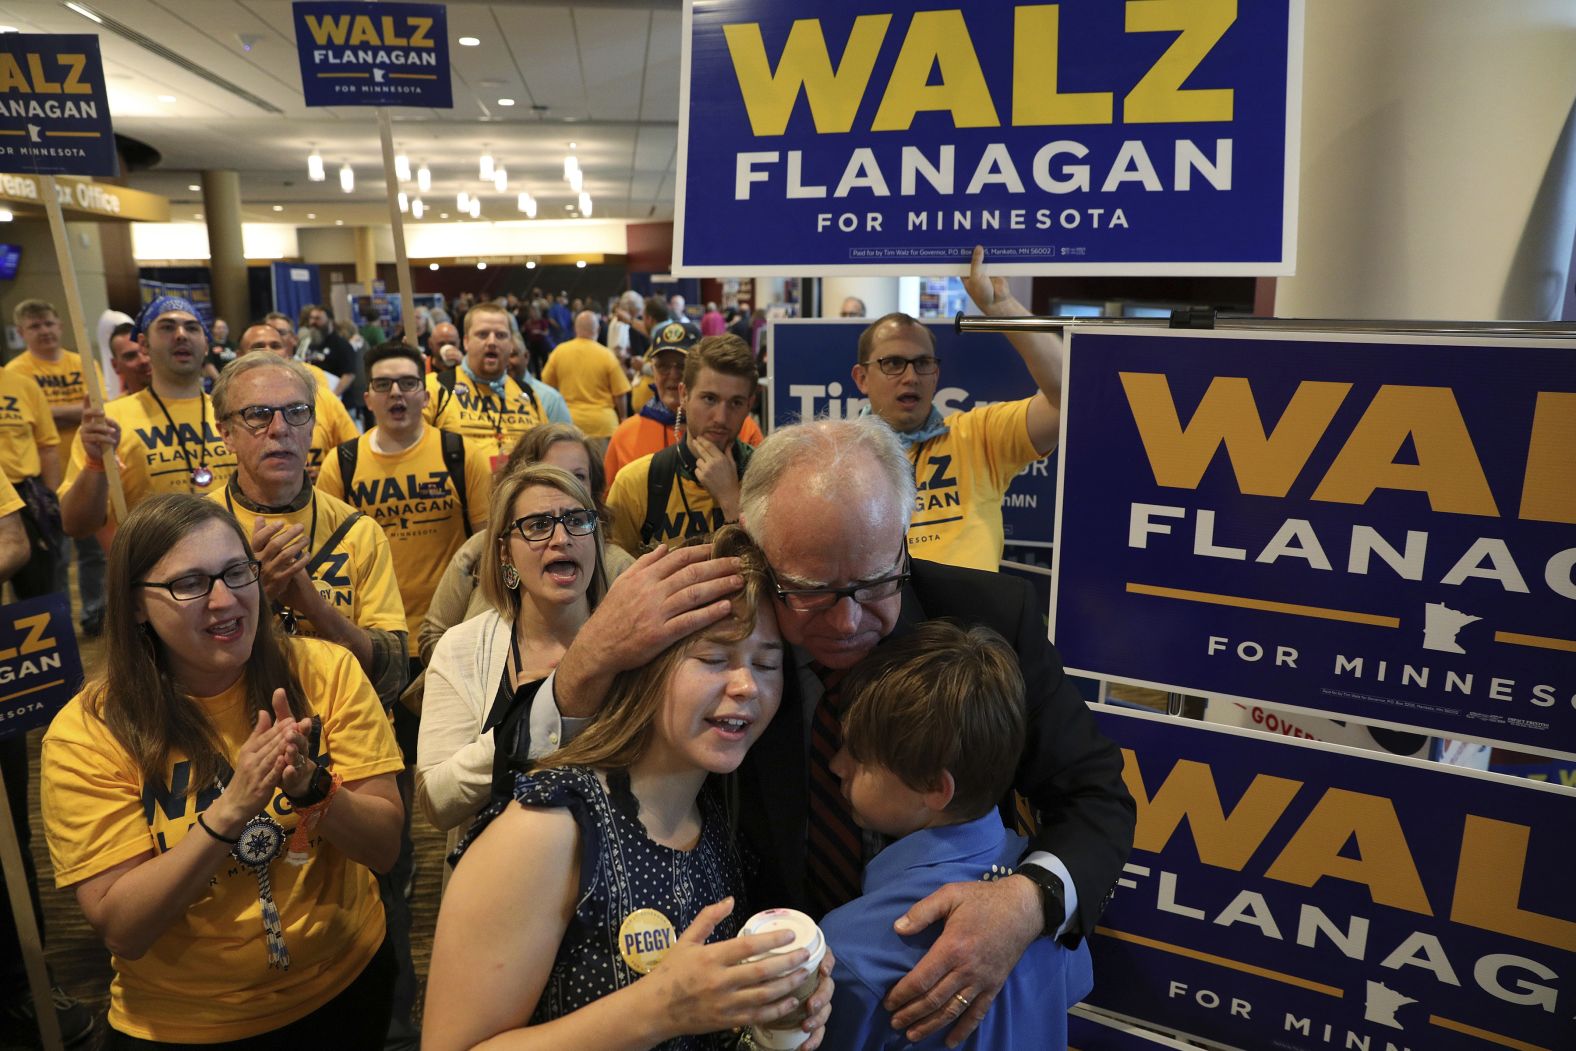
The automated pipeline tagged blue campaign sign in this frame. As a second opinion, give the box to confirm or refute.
[292,2,452,108]
[1090,706,1576,1051]
[1051,329,1576,757]
[676,0,1302,276]
[0,35,116,177]
[0,593,83,741]
[769,318,1056,548]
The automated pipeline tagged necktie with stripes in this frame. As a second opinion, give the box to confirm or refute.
[806,663,864,918]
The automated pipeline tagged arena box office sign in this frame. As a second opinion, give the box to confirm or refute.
[769,318,1057,548]
[292,1,452,108]
[1089,706,1576,1051]
[675,0,1302,275]
[1049,328,1576,757]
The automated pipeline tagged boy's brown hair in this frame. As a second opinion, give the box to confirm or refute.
[839,619,1026,821]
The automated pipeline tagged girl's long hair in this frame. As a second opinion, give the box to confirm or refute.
[534,526,769,774]
[88,493,308,797]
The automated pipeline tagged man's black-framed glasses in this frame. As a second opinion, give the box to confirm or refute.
[511,509,599,543]
[869,354,939,377]
[369,375,424,394]
[768,550,910,612]
[136,560,262,601]
[231,402,314,432]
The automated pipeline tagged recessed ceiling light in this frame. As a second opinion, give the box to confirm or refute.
[271,204,283,212]
[477,261,487,270]
[307,212,317,219]
[458,36,480,46]
[193,213,203,219]
[429,263,439,271]
[158,94,176,103]
[187,184,200,192]
[498,98,515,107]
[440,213,449,219]
[576,260,586,269]
[525,261,536,269]
[334,219,344,226]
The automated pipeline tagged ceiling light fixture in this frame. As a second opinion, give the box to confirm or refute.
[563,156,579,181]
[307,150,325,182]
[440,212,449,219]
[498,98,515,107]
[578,192,593,218]
[469,198,481,219]
[411,198,425,219]
[157,94,176,103]
[187,183,200,192]
[458,36,479,46]
[0,207,13,222]
[525,260,536,269]
[271,204,283,212]
[568,168,582,193]
[479,150,494,181]
[416,164,431,192]
[493,167,507,193]
[575,260,587,269]
[429,262,439,270]
[65,3,102,24]
[517,192,536,218]
[395,153,411,182]
[335,219,344,226]
[339,162,354,193]
[476,261,487,270]
[398,191,408,213]
[457,191,469,211]
[307,212,317,219]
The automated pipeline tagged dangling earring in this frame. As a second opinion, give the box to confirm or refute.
[502,562,520,590]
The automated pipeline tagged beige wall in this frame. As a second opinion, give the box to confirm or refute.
[1277,0,1576,321]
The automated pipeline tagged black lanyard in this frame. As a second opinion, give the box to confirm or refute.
[146,386,211,482]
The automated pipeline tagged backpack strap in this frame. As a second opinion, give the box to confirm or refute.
[335,439,359,503]
[641,444,682,547]
[441,429,472,537]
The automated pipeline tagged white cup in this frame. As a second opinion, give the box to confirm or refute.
[739,909,827,1050]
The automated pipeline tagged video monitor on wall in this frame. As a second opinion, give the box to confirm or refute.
[0,244,21,280]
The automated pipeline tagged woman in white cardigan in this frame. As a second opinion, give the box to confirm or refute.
[417,462,611,870]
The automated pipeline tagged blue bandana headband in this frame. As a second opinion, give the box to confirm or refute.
[136,296,210,341]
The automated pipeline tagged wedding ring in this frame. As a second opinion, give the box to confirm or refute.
[953,993,971,1010]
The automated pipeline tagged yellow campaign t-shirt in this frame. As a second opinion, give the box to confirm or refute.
[607,449,729,556]
[308,386,360,479]
[541,338,631,439]
[423,371,545,458]
[211,484,407,641]
[40,637,403,1043]
[905,398,1043,573]
[5,348,103,454]
[61,389,234,527]
[307,362,335,392]
[316,427,492,655]
[0,473,22,517]
[0,367,58,482]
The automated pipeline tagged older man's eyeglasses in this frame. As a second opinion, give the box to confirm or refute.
[369,376,424,394]
[231,402,313,433]
[511,509,599,543]
[767,551,910,612]
[136,560,261,601]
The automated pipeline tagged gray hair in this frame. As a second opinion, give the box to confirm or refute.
[618,290,644,316]
[212,353,317,419]
[739,418,915,541]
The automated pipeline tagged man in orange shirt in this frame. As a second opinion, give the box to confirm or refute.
[603,321,763,491]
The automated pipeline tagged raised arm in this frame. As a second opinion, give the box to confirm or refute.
[963,244,1065,455]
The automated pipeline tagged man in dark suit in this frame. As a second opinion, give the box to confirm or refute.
[539,417,1133,1046]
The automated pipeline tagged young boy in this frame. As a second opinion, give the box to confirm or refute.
[821,620,1095,1050]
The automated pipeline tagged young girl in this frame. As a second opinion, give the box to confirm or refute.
[423,527,832,1051]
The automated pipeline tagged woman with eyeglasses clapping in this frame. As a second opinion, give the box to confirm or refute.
[40,493,404,1049]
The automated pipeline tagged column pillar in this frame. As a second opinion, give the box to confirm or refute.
[200,170,249,328]
[353,225,378,286]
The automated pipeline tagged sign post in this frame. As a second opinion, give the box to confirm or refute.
[292,1,453,341]
[0,34,125,521]
[0,593,86,1051]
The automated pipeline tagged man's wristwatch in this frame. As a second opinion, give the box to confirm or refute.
[1016,863,1067,938]
[285,762,334,808]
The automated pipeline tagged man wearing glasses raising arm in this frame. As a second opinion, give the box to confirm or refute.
[521,416,1133,1050]
[853,244,1065,572]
